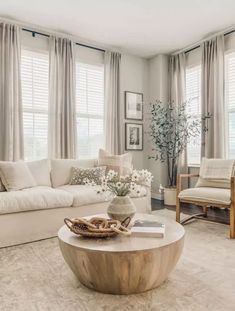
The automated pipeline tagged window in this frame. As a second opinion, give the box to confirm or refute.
[225,52,235,158]
[76,62,104,159]
[186,64,201,166]
[21,49,49,161]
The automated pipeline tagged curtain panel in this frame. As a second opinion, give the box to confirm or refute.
[48,36,77,159]
[104,51,121,154]
[169,53,188,184]
[0,23,23,161]
[201,35,225,158]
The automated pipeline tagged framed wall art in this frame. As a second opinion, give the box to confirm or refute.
[125,91,143,120]
[125,123,143,151]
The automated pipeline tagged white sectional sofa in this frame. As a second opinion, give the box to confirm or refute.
[0,159,151,247]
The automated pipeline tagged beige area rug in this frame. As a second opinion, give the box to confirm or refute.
[0,209,235,311]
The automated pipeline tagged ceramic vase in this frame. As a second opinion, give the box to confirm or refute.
[107,195,136,222]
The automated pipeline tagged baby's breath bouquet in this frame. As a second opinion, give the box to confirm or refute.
[94,169,153,198]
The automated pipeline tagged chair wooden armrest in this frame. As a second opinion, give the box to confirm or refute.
[176,174,199,194]
[176,174,199,223]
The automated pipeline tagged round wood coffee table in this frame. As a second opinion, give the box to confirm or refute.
[58,213,184,294]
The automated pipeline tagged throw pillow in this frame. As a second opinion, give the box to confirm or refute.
[27,159,51,187]
[51,159,98,188]
[195,158,235,189]
[69,166,106,185]
[0,161,36,191]
[98,149,133,176]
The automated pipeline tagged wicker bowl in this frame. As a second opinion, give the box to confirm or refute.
[64,216,131,238]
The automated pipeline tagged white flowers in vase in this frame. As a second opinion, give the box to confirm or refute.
[91,169,153,198]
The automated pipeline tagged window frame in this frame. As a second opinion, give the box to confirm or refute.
[185,63,202,167]
[21,48,49,161]
[75,61,105,159]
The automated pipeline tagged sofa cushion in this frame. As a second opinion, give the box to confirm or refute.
[69,166,106,185]
[98,149,132,175]
[59,184,147,207]
[51,159,97,188]
[27,159,51,187]
[178,187,230,205]
[195,158,235,189]
[0,161,36,191]
[58,185,106,207]
[0,186,73,214]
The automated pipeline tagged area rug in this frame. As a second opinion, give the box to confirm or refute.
[0,209,235,311]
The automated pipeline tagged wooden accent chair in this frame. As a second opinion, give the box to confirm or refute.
[176,158,235,238]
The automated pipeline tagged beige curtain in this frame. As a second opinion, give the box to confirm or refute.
[104,51,121,154]
[169,53,188,184]
[201,35,225,158]
[0,23,23,161]
[49,36,77,159]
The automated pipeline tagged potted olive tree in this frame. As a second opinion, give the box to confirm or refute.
[148,100,204,205]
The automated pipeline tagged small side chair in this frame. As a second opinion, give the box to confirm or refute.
[176,158,235,239]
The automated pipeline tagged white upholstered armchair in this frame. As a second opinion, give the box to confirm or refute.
[176,158,235,238]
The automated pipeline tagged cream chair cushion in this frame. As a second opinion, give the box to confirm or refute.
[178,187,230,205]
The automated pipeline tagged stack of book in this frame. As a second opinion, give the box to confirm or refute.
[131,219,165,238]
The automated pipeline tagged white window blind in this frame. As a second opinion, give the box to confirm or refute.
[76,62,104,159]
[21,49,49,161]
[225,51,235,158]
[186,64,201,166]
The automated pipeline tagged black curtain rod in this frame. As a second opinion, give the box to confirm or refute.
[22,28,106,53]
[185,29,235,54]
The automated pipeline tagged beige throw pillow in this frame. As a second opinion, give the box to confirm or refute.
[195,158,235,189]
[98,149,133,176]
[69,166,106,185]
[27,159,51,187]
[50,159,97,188]
[0,161,36,191]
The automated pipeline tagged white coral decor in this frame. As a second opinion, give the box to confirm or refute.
[90,169,153,198]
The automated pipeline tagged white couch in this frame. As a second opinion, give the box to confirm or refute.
[0,159,151,247]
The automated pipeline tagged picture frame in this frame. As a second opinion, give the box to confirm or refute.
[125,123,143,151]
[125,91,143,120]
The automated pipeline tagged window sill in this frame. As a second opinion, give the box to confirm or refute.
[188,164,200,168]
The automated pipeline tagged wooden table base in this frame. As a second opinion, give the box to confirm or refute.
[58,213,185,294]
[59,235,184,294]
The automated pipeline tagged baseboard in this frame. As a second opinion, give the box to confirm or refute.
[151,192,163,200]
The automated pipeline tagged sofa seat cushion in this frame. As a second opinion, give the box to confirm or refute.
[59,185,147,207]
[178,187,230,205]
[0,186,73,214]
[58,185,106,207]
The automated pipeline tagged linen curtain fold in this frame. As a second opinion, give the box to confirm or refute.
[201,35,225,158]
[169,53,188,183]
[0,23,23,161]
[49,36,77,159]
[104,51,121,154]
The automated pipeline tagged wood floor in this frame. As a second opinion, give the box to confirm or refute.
[151,199,230,225]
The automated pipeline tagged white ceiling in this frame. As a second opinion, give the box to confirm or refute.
[0,0,235,58]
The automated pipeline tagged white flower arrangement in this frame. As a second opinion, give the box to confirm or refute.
[85,169,153,198]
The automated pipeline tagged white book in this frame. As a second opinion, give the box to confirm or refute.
[131,220,165,238]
